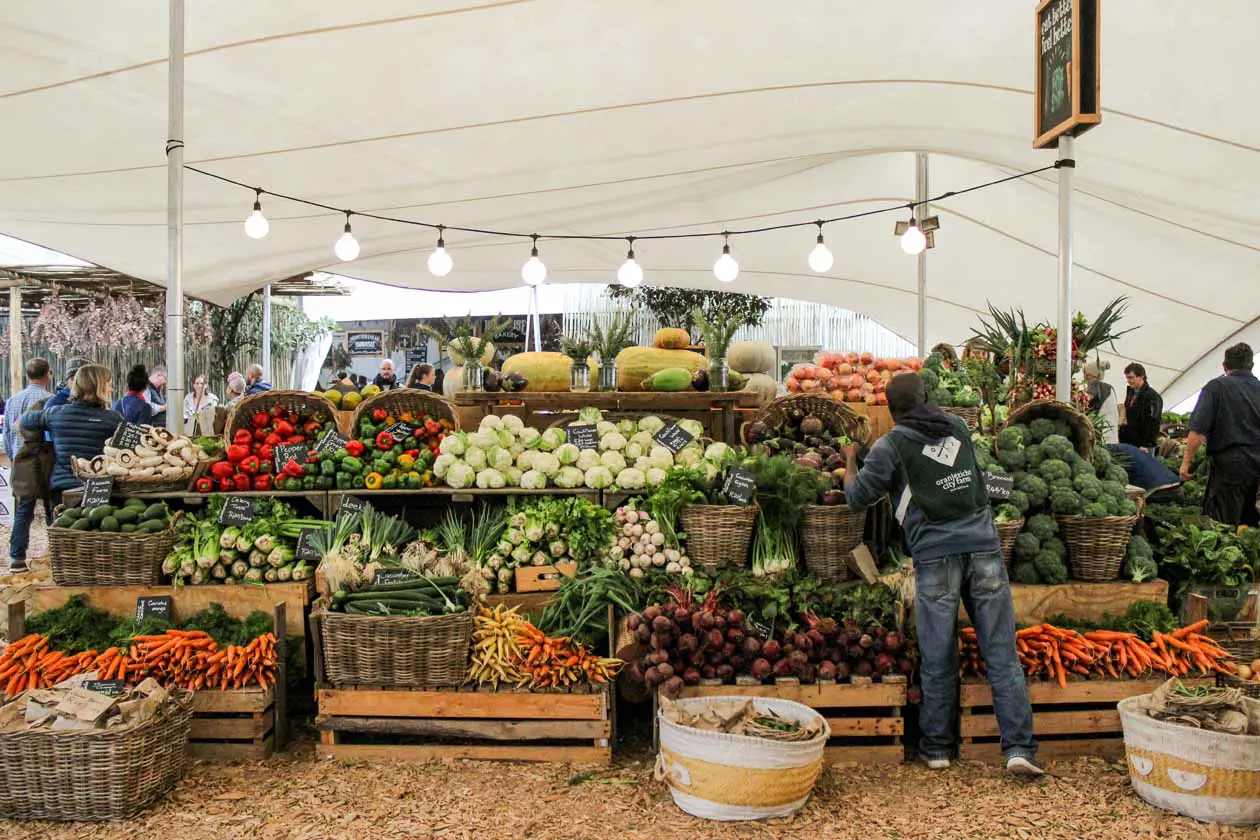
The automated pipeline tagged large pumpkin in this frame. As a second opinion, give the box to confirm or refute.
[728,341,776,375]
[448,341,496,367]
[615,347,707,391]
[501,352,572,392]
[652,328,691,350]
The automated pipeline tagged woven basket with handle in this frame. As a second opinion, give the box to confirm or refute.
[349,388,459,434]
[680,504,757,569]
[1057,514,1139,581]
[743,394,870,445]
[943,406,982,431]
[71,459,206,495]
[1216,637,1260,700]
[0,693,191,821]
[313,604,473,688]
[47,507,173,586]
[223,389,338,448]
[998,399,1096,461]
[995,517,1025,566]
[799,505,865,581]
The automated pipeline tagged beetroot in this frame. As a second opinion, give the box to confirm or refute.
[728,655,745,672]
[726,627,745,645]
[652,615,673,633]
[642,605,662,622]
[801,415,824,435]
[727,609,746,627]
[690,651,707,668]
[721,642,736,659]
[853,660,873,677]
[859,634,873,650]
[677,633,698,654]
[835,662,851,680]
[907,685,923,704]
[750,658,773,679]
[847,645,864,661]
[693,612,714,631]
[772,658,794,678]
[817,661,837,681]
[899,658,915,676]
[789,650,809,669]
[644,666,662,686]
[716,664,734,681]
[661,676,684,699]
[882,631,903,652]
[636,624,651,642]
[807,629,826,648]
[701,665,717,680]
[650,633,669,651]
[874,654,896,675]
[656,662,675,680]
[628,663,645,684]
[828,648,843,664]
[707,630,725,650]
[761,639,782,661]
[712,614,727,631]
[741,636,762,657]
[682,668,702,686]
[626,614,642,632]
[707,650,724,666]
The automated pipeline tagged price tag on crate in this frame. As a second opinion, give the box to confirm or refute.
[314,428,348,456]
[566,424,599,450]
[218,495,255,526]
[82,680,127,697]
[135,596,172,622]
[373,568,420,585]
[295,527,323,562]
[721,468,756,506]
[653,422,694,455]
[80,476,114,510]
[384,421,418,443]
[109,422,146,451]
[985,471,1015,500]
[338,494,366,518]
[273,443,309,475]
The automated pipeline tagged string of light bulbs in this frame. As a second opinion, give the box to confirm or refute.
[192,161,1065,289]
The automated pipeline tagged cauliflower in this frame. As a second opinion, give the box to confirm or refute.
[576,449,600,472]
[600,432,628,452]
[433,453,458,479]
[674,447,701,468]
[538,427,566,452]
[463,446,487,470]
[646,467,667,486]
[517,427,542,449]
[616,467,647,490]
[634,456,652,471]
[578,406,603,424]
[648,445,675,470]
[502,414,525,434]
[637,415,665,435]
[596,421,617,437]
[479,415,505,432]
[496,429,515,448]
[467,430,496,450]
[446,462,475,489]
[704,442,731,464]
[630,430,655,451]
[583,465,614,489]
[617,419,637,436]
[504,466,523,487]
[509,441,524,457]
[532,451,561,477]
[678,419,704,439]
[702,461,719,483]
[555,443,581,465]
[554,466,585,489]
[520,469,548,490]
[624,441,645,461]
[516,449,538,471]
[486,445,513,472]
[476,468,507,489]
[600,450,627,474]
[439,432,467,457]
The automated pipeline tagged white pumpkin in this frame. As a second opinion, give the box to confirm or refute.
[443,366,465,399]
[728,341,776,374]
[741,372,779,405]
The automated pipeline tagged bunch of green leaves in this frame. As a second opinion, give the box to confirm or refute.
[1148,510,1260,593]
[537,567,642,646]
[646,467,708,546]
[691,307,740,360]
[25,596,120,654]
[587,311,636,362]
[603,286,771,333]
[514,496,613,563]
[560,336,595,364]
[748,454,827,530]
[178,603,273,647]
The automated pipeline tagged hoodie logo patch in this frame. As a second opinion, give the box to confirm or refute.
[921,437,961,467]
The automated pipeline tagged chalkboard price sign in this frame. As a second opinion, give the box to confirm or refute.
[80,477,114,510]
[1034,0,1100,148]
[273,443,309,474]
[295,527,323,562]
[384,421,418,443]
[653,422,694,455]
[314,428,349,456]
[373,568,420,585]
[721,469,757,506]
[83,680,127,697]
[346,330,384,356]
[338,494,367,518]
[110,423,146,451]
[566,424,599,451]
[985,471,1015,500]
[218,495,255,526]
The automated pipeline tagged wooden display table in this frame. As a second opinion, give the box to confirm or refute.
[1008,579,1169,623]
[454,391,758,443]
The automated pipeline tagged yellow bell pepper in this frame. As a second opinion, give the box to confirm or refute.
[364,472,384,490]
[398,453,416,470]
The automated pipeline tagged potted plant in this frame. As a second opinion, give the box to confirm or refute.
[588,312,635,391]
[560,336,595,393]
[692,307,740,392]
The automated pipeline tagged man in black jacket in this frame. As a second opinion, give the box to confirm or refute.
[1120,363,1162,449]
[1182,343,1260,527]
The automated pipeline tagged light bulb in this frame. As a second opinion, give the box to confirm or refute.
[901,223,927,256]
[521,238,547,286]
[617,240,643,288]
[808,233,833,272]
[243,197,269,239]
[427,232,453,277]
[713,241,739,283]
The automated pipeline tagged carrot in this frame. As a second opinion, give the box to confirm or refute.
[1172,620,1209,639]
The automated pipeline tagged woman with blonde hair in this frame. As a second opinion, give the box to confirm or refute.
[21,364,122,499]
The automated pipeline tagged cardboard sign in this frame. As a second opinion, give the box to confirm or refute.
[985,471,1015,500]
[109,423,146,451]
[57,686,117,722]
[566,424,599,450]
[295,527,323,562]
[847,544,881,585]
[314,428,349,456]
[373,568,420,585]
[653,422,694,455]
[384,421,418,442]
[721,468,756,506]
[273,443,309,474]
[135,596,172,622]
[218,495,255,526]
[81,680,127,698]
[80,476,114,510]
[338,494,367,518]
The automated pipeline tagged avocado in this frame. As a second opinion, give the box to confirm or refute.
[53,514,77,528]
[60,507,85,520]
[69,518,92,531]
[136,518,168,533]
[141,503,167,522]
[114,508,140,524]
[99,516,120,532]
[87,505,115,523]
[120,523,137,533]
[123,497,147,510]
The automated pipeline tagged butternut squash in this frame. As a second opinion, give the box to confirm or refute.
[652,327,691,350]
[501,352,572,392]
[728,340,776,374]
[615,346,707,391]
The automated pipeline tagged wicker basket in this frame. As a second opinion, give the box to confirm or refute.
[1216,638,1260,699]
[0,695,192,821]
[223,389,338,448]
[71,459,206,495]
[1057,514,1139,581]
[47,517,173,586]
[314,605,474,688]
[995,517,1025,566]
[350,388,459,435]
[679,504,758,569]
[943,406,982,431]
[743,394,870,444]
[799,505,865,581]
[998,399,1095,461]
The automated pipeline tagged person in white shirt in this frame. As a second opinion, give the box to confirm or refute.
[182,374,219,435]
[1084,360,1120,445]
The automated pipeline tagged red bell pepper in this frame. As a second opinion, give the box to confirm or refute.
[226,444,251,464]
[233,429,254,446]
[254,428,268,442]
[252,474,274,492]
[232,473,251,492]
[345,440,365,457]
[239,455,261,475]
[375,431,395,451]
[424,418,441,435]
[257,444,274,463]
[274,420,295,439]
[287,435,306,445]
[194,476,214,493]
[218,477,235,493]
[303,419,322,436]
[372,407,388,423]
[252,410,271,429]
[273,403,287,418]
[282,458,305,478]
[264,432,282,447]
[210,460,236,480]
[259,459,273,475]
[405,449,420,460]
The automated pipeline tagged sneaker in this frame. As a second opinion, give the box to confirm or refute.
[924,757,951,770]
[7,559,27,574]
[1006,755,1045,777]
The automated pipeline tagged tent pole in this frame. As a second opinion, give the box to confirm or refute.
[1055,136,1075,403]
[530,287,542,352]
[9,285,22,396]
[915,152,929,356]
[261,283,272,380]
[164,0,186,432]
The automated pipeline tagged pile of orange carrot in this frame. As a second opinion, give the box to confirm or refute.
[516,622,621,690]
[960,620,1236,687]
[0,629,277,699]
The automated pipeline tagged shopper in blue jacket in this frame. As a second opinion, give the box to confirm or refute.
[23,364,123,496]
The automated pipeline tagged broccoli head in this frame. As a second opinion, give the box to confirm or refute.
[1014,531,1042,562]
[1081,502,1109,517]
[993,503,1023,522]
[1038,458,1072,483]
[1103,494,1121,515]
[1033,550,1069,584]
[1007,489,1031,515]
[924,351,945,372]
[919,367,940,392]
[1040,434,1075,461]
[1125,535,1158,583]
[1050,477,1076,495]
[998,447,1027,472]
[1071,458,1096,480]
[1073,473,1102,500]
[1041,536,1067,558]
[1117,498,1139,517]
[974,447,994,471]
[1012,562,1041,585]
[1092,447,1113,475]
[1023,443,1047,470]
[997,426,1027,452]
[1014,472,1049,508]
[929,388,954,407]
[1050,488,1084,515]
[1105,465,1129,485]
[1028,417,1057,443]
[1099,479,1126,500]
[1027,513,1058,541]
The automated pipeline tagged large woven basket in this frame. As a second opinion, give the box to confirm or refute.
[943,406,981,431]
[71,459,206,495]
[1057,514,1139,581]
[0,695,191,821]
[314,605,473,688]
[1216,638,1260,700]
[223,389,338,448]
[799,505,865,581]
[350,388,459,435]
[995,518,1025,566]
[743,394,870,445]
[680,504,757,569]
[998,399,1095,461]
[47,521,173,586]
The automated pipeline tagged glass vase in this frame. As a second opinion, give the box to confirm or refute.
[598,361,618,392]
[462,362,485,392]
[570,362,591,393]
[708,357,730,392]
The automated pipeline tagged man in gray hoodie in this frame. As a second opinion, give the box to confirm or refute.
[843,372,1041,776]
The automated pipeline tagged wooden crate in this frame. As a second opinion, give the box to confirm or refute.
[191,687,276,760]
[668,679,908,765]
[1004,579,1170,624]
[514,563,577,593]
[315,685,612,764]
[959,677,1211,762]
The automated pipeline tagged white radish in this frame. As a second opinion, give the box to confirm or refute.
[650,532,665,547]
[630,524,644,538]
[643,543,657,557]
[629,568,645,579]
[619,558,631,571]
[622,523,636,537]
[664,548,680,563]
[608,545,624,559]
[652,553,667,567]
[645,521,660,534]
[681,566,694,576]
[665,561,682,574]
[638,510,651,522]
[619,537,632,550]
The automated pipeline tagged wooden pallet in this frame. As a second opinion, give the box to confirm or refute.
[315,685,613,764]
[668,679,908,765]
[191,687,276,760]
[959,677,1211,762]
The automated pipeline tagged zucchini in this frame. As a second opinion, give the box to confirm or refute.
[342,591,443,605]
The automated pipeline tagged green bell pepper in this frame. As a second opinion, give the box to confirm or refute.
[341,456,364,474]
[320,459,337,477]
[382,474,399,490]
[352,474,366,489]
[335,472,352,490]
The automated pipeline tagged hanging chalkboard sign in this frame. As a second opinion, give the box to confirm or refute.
[1034,0,1101,148]
[83,680,127,697]
[566,424,599,451]
[338,494,367,518]
[314,428,349,456]
[295,528,323,562]
[273,443,309,474]
[218,496,255,526]
[80,477,114,510]
[109,423,146,451]
[985,471,1015,500]
[346,331,384,356]
[384,421,418,443]
[135,596,172,621]
[721,469,757,506]
[653,422,694,455]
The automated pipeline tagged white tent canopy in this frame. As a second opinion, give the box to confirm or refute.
[1,1,1256,405]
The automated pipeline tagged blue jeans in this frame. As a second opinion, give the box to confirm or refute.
[9,497,52,562]
[915,550,1037,761]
